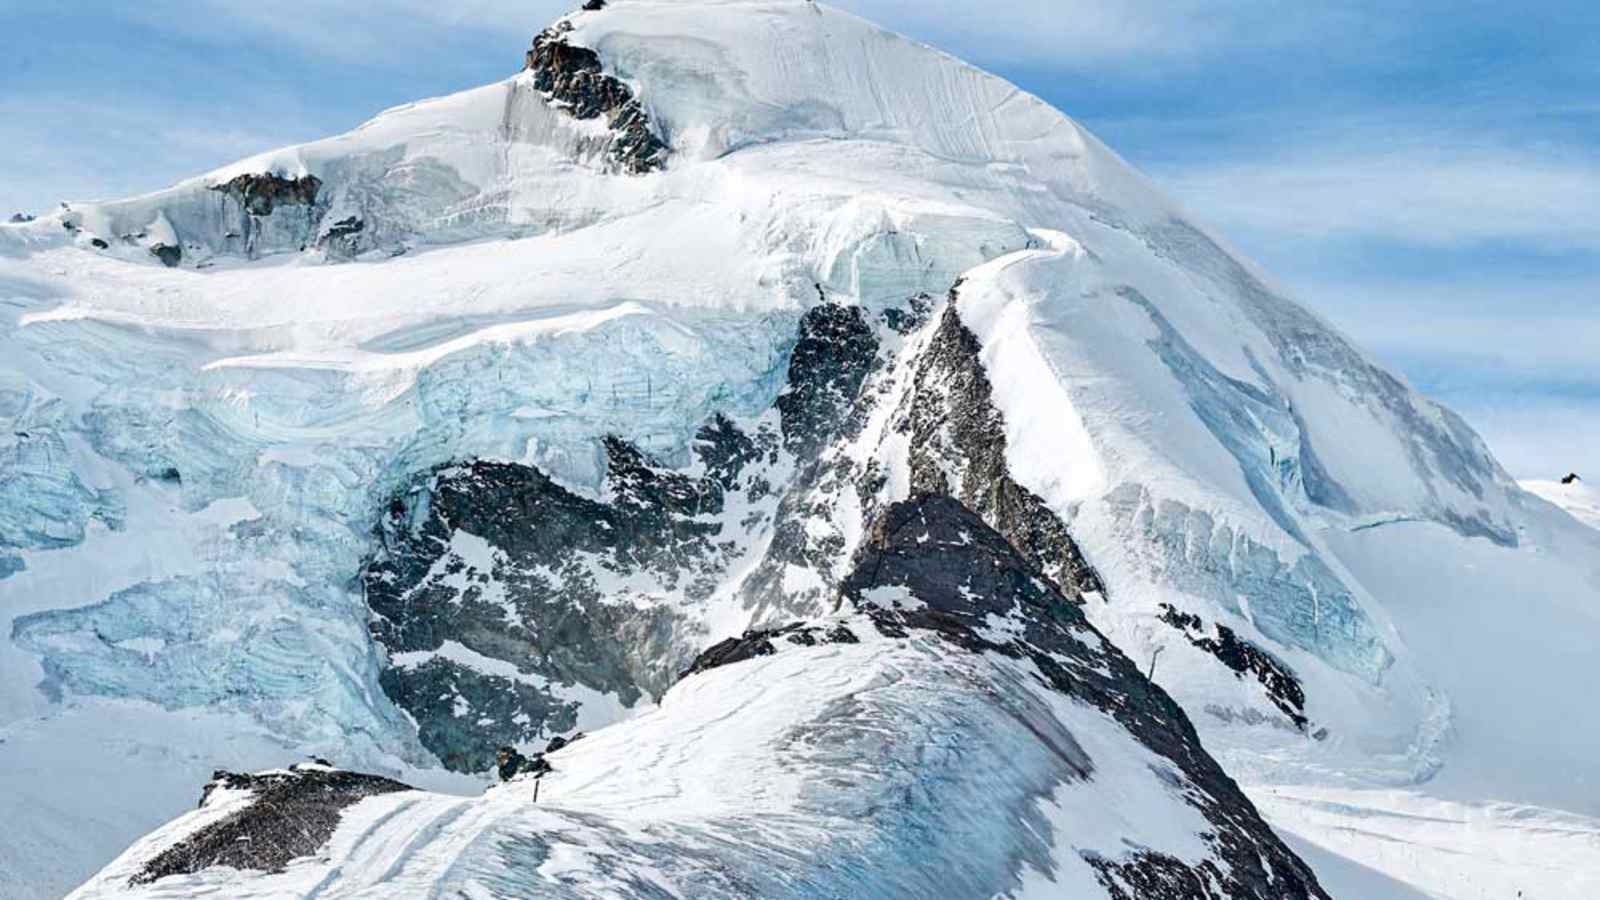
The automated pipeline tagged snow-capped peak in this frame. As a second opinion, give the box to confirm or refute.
[3,3,1599,898]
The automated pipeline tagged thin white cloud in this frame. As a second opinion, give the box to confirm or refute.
[1158,141,1600,251]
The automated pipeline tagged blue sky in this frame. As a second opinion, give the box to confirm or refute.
[2,0,1595,478]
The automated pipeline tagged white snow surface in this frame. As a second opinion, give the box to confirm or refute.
[0,1,1596,896]
[69,627,1222,900]
[1522,478,1600,530]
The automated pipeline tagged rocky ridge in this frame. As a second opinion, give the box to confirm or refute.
[524,16,668,174]
[689,493,1328,900]
[129,765,412,886]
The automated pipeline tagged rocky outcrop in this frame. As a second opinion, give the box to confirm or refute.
[713,286,1106,623]
[901,292,1105,601]
[774,302,880,459]
[495,745,551,782]
[130,765,411,885]
[317,215,365,257]
[496,732,588,783]
[148,243,181,268]
[210,173,322,216]
[733,302,890,618]
[694,412,769,492]
[837,495,1328,900]
[358,286,1116,779]
[361,440,737,771]
[1159,603,1308,729]
[680,622,858,679]
[524,21,668,174]
[206,172,327,260]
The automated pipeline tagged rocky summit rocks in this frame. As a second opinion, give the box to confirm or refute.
[129,766,412,886]
[209,173,322,217]
[524,19,667,174]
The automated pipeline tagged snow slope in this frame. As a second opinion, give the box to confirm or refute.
[3,1,1598,896]
[65,617,1276,899]
[1522,478,1600,530]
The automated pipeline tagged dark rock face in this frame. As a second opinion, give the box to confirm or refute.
[211,173,323,216]
[8,212,34,223]
[736,303,885,617]
[543,731,585,754]
[318,215,365,257]
[524,22,668,174]
[496,745,551,782]
[1563,472,1582,485]
[833,495,1327,900]
[879,291,934,335]
[362,435,751,772]
[736,288,1107,626]
[681,622,858,679]
[149,243,182,268]
[1159,602,1308,729]
[694,412,768,492]
[902,293,1105,601]
[130,766,411,885]
[775,303,880,459]
[361,299,896,771]
[207,172,327,260]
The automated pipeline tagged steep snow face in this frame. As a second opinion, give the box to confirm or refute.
[3,1,1599,896]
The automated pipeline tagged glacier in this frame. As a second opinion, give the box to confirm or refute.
[1,1,1598,897]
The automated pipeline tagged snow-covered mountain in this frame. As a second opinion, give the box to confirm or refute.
[3,2,1598,897]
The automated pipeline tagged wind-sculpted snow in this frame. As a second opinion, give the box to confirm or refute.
[6,1,1600,896]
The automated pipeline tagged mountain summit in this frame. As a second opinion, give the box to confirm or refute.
[3,2,1598,898]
